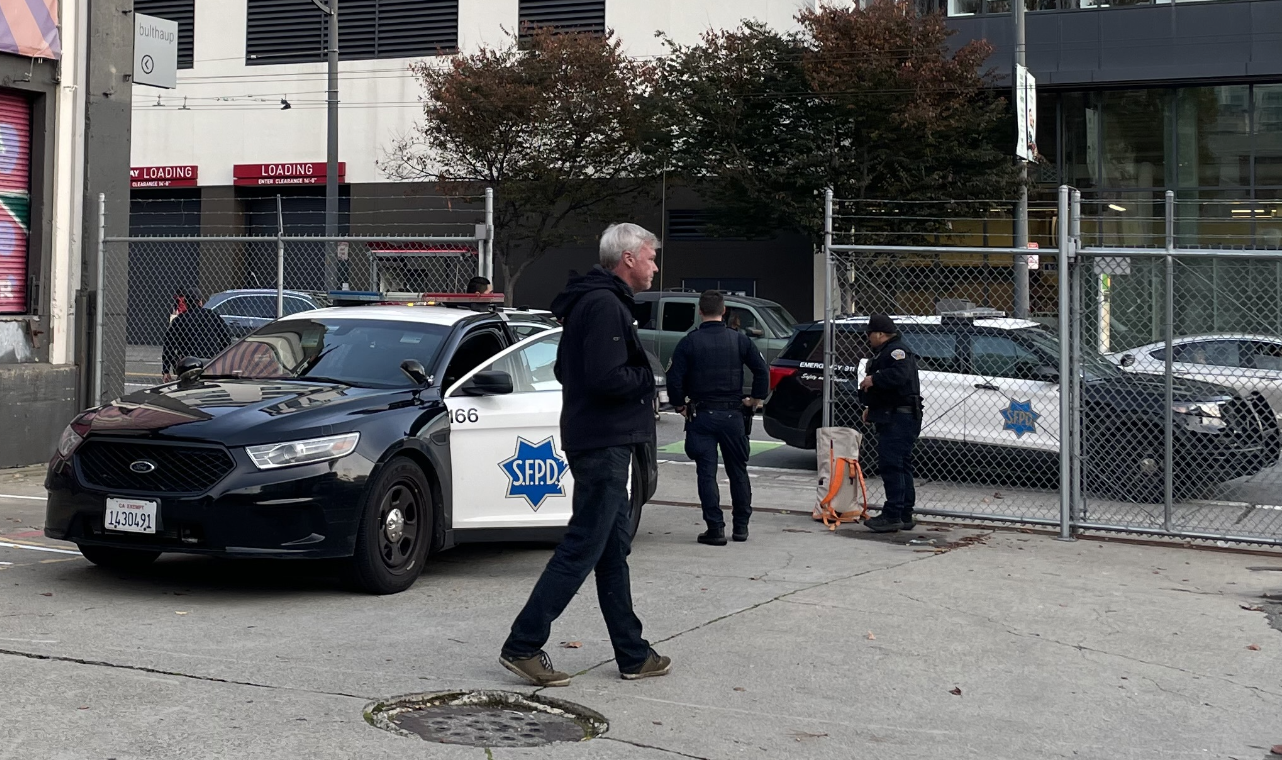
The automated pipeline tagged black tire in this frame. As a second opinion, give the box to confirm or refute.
[1087,420,1166,504]
[347,458,433,595]
[77,544,160,571]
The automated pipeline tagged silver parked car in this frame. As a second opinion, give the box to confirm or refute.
[1108,334,1282,421]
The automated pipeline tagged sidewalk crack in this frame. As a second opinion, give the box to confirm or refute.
[0,647,369,700]
[601,736,710,759]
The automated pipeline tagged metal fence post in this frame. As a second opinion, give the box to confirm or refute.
[1163,190,1175,532]
[1069,189,1083,526]
[93,193,105,407]
[821,188,834,430]
[484,187,494,279]
[275,195,285,317]
[1056,186,1073,541]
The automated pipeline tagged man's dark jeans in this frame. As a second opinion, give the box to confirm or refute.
[877,412,921,518]
[502,445,651,672]
[684,409,752,529]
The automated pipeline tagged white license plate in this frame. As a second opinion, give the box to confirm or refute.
[105,498,158,534]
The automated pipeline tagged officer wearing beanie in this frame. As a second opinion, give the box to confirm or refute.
[858,314,922,533]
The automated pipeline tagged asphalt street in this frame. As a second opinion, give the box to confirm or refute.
[2,464,1281,759]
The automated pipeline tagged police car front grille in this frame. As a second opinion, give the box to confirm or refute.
[77,440,235,495]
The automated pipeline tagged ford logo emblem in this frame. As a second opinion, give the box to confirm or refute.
[129,460,157,474]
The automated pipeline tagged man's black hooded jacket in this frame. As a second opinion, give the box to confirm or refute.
[550,266,656,452]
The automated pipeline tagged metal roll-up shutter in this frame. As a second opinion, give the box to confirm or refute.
[0,90,32,315]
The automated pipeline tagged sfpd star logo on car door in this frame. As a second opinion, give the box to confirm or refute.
[1001,400,1040,438]
[499,437,569,511]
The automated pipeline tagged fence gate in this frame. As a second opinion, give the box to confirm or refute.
[94,190,494,405]
[823,187,1282,546]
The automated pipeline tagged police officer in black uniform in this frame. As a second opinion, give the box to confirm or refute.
[668,290,769,545]
[858,314,923,533]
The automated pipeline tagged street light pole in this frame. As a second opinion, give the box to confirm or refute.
[1013,0,1030,319]
[313,0,339,290]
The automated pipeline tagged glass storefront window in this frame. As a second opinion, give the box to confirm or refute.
[1255,85,1282,188]
[1176,86,1250,188]
[1062,92,1097,189]
[1101,90,1172,188]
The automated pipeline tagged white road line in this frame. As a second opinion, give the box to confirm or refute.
[0,493,46,501]
[0,541,80,556]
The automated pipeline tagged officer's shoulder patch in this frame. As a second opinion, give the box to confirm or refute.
[891,349,907,360]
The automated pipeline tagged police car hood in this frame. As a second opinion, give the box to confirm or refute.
[84,379,434,446]
[1084,372,1237,412]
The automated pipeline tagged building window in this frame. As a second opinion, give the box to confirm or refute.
[667,210,711,240]
[134,0,194,69]
[518,0,606,36]
[246,0,458,66]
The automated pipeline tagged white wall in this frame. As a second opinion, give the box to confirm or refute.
[131,0,822,185]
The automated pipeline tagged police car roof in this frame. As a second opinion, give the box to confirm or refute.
[280,305,478,326]
[834,315,1043,331]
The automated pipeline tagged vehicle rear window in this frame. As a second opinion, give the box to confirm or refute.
[779,326,824,362]
[902,331,961,374]
[204,318,451,388]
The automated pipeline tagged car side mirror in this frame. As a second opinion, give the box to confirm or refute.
[746,327,765,339]
[462,370,514,396]
[176,356,206,384]
[1120,354,1136,368]
[400,359,430,387]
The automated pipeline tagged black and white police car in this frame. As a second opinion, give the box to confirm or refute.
[763,312,1280,502]
[45,293,657,594]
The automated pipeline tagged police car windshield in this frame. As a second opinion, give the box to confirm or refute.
[1016,326,1122,380]
[203,318,450,388]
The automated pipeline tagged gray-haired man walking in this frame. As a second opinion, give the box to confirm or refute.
[500,223,671,686]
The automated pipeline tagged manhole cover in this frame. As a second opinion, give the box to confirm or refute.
[365,691,607,748]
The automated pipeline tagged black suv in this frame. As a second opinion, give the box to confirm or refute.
[763,315,1280,502]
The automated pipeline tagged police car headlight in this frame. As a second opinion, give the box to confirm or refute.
[1172,403,1227,433]
[246,433,360,470]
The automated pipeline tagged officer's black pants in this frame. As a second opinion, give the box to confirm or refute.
[684,409,752,529]
[877,412,921,518]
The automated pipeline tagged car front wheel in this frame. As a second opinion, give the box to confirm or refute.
[347,458,433,595]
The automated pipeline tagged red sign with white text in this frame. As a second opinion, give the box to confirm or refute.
[233,162,346,186]
[131,165,199,189]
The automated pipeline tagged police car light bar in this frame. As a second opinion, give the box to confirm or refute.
[328,291,505,307]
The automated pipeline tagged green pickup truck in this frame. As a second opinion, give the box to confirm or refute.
[633,291,799,392]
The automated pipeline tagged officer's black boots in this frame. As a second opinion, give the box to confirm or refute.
[900,509,916,531]
[697,524,728,546]
[864,511,905,533]
[732,524,749,542]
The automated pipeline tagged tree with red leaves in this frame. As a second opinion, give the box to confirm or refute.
[383,29,664,304]
[660,1,1020,242]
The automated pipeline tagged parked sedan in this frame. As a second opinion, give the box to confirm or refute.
[206,289,330,338]
[1109,334,1282,421]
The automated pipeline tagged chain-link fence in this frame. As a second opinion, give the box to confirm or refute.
[822,188,1282,546]
[94,190,494,404]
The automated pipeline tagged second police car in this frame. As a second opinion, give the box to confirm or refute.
[764,312,1281,503]
[44,293,657,594]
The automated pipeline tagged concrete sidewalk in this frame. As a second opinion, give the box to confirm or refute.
[2,463,1280,759]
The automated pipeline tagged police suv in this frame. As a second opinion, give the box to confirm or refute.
[45,293,657,594]
[763,312,1280,502]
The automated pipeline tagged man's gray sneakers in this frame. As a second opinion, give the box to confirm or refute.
[620,650,672,680]
[500,651,571,687]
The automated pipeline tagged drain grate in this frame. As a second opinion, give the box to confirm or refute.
[365,690,608,748]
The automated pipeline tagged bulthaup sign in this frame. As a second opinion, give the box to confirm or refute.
[134,13,179,89]
[233,163,347,187]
